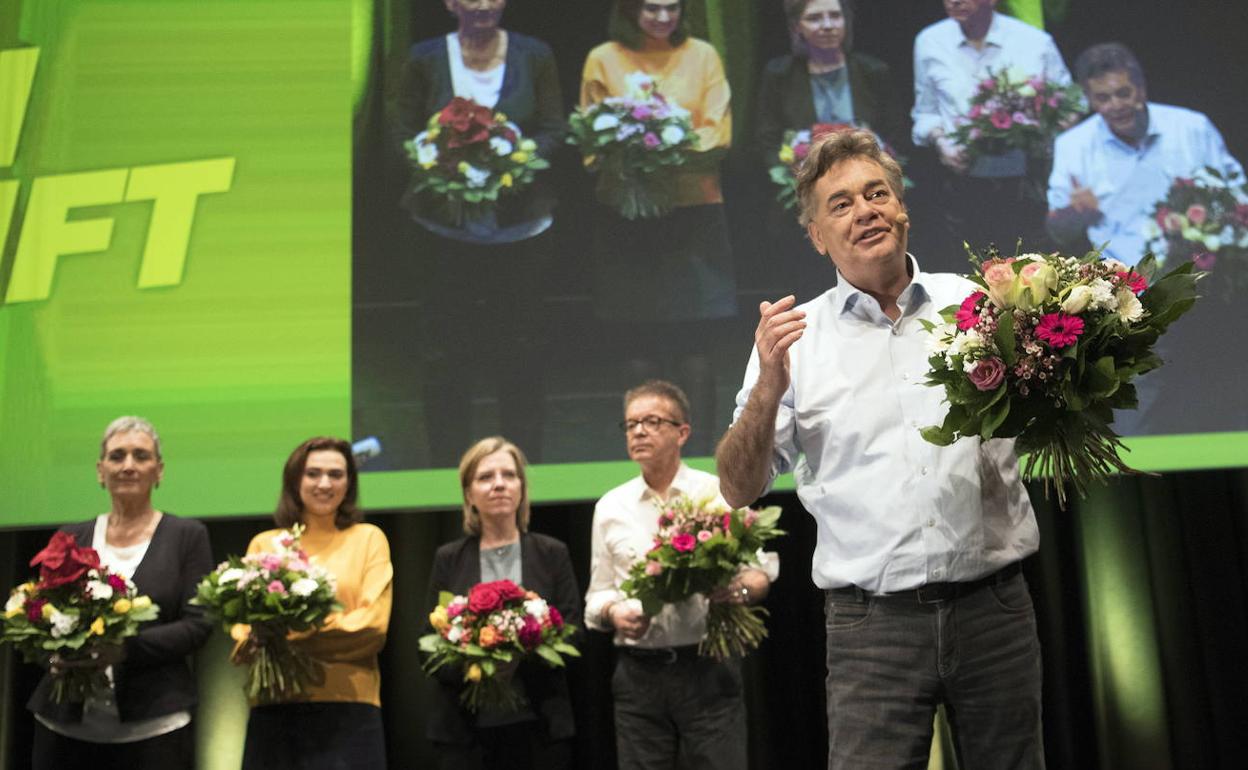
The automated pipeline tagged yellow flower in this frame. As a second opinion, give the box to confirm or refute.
[510,151,529,164]
[20,582,37,594]
[41,603,57,620]
[90,616,106,635]
[457,161,469,173]
[427,126,440,141]
[131,595,152,611]
[500,173,513,188]
[429,606,449,632]
[113,598,132,614]
[778,145,795,164]
[494,111,508,123]
[4,608,23,619]
[519,139,536,152]
[465,663,482,682]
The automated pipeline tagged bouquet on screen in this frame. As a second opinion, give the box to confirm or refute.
[419,580,580,712]
[950,68,1084,163]
[620,494,783,660]
[769,123,909,210]
[1144,166,1248,298]
[567,72,699,219]
[405,96,548,227]
[919,247,1200,508]
[193,524,341,703]
[1,532,159,703]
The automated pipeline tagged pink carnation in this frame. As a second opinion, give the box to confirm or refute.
[671,533,697,553]
[990,110,1013,130]
[267,580,287,594]
[1035,312,1084,348]
[956,291,986,330]
[107,574,128,593]
[644,560,663,576]
[261,554,283,573]
[697,530,712,542]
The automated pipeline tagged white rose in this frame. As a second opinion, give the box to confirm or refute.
[592,113,620,132]
[489,136,514,157]
[447,626,464,643]
[5,592,25,613]
[1115,288,1144,323]
[290,578,320,597]
[659,124,686,145]
[416,140,438,167]
[218,568,246,585]
[49,609,78,639]
[523,599,549,618]
[1061,285,1093,314]
[462,164,490,188]
[86,579,114,601]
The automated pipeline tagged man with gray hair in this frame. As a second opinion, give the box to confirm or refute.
[717,129,1044,768]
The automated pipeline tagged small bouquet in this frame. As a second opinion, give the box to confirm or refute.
[2,532,159,703]
[568,72,699,219]
[769,122,909,210]
[1144,166,1248,298]
[620,494,783,660]
[920,247,1201,507]
[419,580,579,712]
[193,524,340,703]
[950,68,1084,164]
[405,96,549,227]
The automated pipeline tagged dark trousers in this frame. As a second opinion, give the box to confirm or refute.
[432,722,573,770]
[242,702,386,770]
[612,653,747,770]
[823,572,1045,770]
[32,720,194,770]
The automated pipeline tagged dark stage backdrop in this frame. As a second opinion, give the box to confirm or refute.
[3,470,1247,769]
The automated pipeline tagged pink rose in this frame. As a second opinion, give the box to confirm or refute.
[990,110,1013,130]
[955,291,986,330]
[968,357,1006,391]
[697,530,712,542]
[267,580,287,594]
[644,560,663,576]
[980,77,997,92]
[261,554,283,573]
[1186,204,1207,226]
[447,600,466,618]
[982,259,1017,307]
[671,533,696,553]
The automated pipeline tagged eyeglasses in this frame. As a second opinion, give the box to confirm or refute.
[618,416,683,433]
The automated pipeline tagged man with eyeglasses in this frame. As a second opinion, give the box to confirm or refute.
[584,379,777,770]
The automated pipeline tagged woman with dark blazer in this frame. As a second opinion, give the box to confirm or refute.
[27,416,213,770]
[393,0,565,467]
[425,436,582,770]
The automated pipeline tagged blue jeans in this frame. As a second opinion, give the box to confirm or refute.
[824,572,1045,770]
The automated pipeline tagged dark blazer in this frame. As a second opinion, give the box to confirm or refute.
[395,32,565,227]
[424,532,583,744]
[27,514,214,723]
[754,51,903,166]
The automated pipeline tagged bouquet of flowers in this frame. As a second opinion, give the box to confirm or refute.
[419,580,579,712]
[620,494,783,660]
[1144,166,1248,298]
[769,123,910,210]
[405,96,549,227]
[567,72,699,219]
[1,532,159,703]
[193,524,340,703]
[950,68,1084,164]
[920,247,1200,507]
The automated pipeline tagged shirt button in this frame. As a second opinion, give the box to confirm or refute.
[902,372,910,381]
[920,466,929,476]
[932,568,944,579]
[927,518,935,527]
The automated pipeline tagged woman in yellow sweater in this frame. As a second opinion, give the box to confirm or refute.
[238,437,393,769]
[580,0,736,452]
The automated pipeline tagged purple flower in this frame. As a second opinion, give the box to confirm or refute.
[643,132,660,149]
[631,105,654,121]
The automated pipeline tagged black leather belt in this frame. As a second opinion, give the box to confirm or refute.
[827,562,1022,605]
[619,644,701,664]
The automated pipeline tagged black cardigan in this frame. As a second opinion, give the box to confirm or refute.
[27,513,214,723]
[423,532,583,744]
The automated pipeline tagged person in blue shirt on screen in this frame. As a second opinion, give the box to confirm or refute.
[1046,42,1244,265]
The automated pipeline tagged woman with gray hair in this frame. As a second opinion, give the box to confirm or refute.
[423,436,582,769]
[26,416,213,770]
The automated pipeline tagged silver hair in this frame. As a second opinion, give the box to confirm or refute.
[100,416,162,459]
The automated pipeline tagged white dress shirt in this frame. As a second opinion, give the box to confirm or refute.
[585,464,780,648]
[1048,103,1244,266]
[912,13,1074,175]
[731,257,1039,593]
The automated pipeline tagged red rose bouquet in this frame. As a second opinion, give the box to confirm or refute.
[2,532,160,703]
[567,72,700,219]
[950,68,1084,165]
[419,579,579,712]
[920,247,1200,507]
[1144,166,1248,299]
[769,123,909,210]
[620,494,783,660]
[405,96,549,228]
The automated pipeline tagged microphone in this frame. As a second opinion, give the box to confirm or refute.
[351,437,383,466]
[895,212,910,227]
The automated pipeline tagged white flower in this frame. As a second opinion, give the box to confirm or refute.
[48,608,78,639]
[523,599,549,618]
[290,578,319,597]
[946,328,983,359]
[1018,252,1046,262]
[1061,285,1094,314]
[1203,234,1222,251]
[1017,84,1037,98]
[236,569,261,588]
[447,626,464,643]
[218,568,246,585]
[1088,278,1118,311]
[1115,288,1144,322]
[461,163,490,188]
[592,113,620,132]
[86,580,114,601]
[1102,258,1129,273]
[623,71,656,99]
[616,123,643,141]
[489,136,514,157]
[659,124,686,145]
[5,592,25,613]
[415,139,438,167]
[926,323,956,354]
